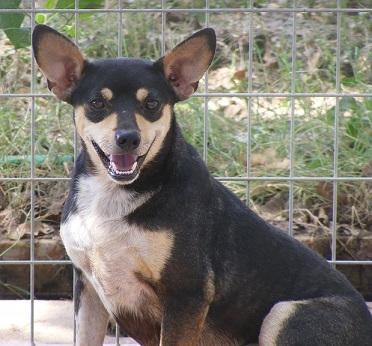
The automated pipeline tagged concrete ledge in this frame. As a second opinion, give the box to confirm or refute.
[0,300,138,345]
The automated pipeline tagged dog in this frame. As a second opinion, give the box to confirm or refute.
[32,24,372,346]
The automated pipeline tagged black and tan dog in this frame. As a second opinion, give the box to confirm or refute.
[32,24,372,346]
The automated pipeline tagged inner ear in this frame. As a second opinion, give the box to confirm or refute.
[158,28,216,101]
[32,25,85,101]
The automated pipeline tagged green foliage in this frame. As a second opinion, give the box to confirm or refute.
[0,0,30,48]
[3,27,30,49]
[0,1,23,28]
[54,0,103,9]
[0,0,105,49]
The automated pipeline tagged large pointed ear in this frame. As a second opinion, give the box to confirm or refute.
[32,24,85,101]
[157,28,216,101]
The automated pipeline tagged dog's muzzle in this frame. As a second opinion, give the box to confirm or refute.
[91,139,154,183]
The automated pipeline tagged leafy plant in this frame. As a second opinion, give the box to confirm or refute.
[0,0,30,49]
[0,0,105,49]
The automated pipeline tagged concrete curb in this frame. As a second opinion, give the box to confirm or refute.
[0,300,138,345]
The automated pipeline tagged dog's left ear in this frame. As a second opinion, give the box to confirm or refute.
[157,28,216,101]
[32,24,85,101]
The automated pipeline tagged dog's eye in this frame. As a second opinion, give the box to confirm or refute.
[145,99,159,110]
[90,98,105,110]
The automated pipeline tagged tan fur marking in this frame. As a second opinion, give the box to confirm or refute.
[205,270,215,304]
[136,88,149,102]
[74,106,87,137]
[259,301,303,346]
[91,230,174,287]
[135,105,172,167]
[101,88,113,101]
[90,235,170,298]
[88,228,173,316]
[75,106,117,175]
[142,231,174,281]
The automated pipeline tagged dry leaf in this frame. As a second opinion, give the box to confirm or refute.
[208,67,235,90]
[318,208,329,225]
[316,182,333,201]
[7,223,27,240]
[224,104,242,119]
[233,69,246,80]
[7,222,54,240]
[223,98,248,120]
[48,200,65,217]
[37,222,54,235]
[251,148,289,170]
[304,41,322,74]
[362,161,372,177]
[0,188,7,211]
[263,193,287,215]
[263,49,279,69]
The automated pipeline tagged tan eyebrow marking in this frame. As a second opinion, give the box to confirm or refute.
[136,88,149,102]
[100,88,113,100]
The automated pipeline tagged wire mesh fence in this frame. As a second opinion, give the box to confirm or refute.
[0,0,371,344]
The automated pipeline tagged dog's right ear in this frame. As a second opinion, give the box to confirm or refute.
[32,25,85,101]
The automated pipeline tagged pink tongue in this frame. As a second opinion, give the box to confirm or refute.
[110,154,137,171]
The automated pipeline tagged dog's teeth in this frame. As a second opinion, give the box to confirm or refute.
[109,161,137,175]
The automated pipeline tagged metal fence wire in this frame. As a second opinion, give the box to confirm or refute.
[0,0,371,345]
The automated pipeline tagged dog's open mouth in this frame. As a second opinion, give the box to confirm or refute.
[91,140,150,182]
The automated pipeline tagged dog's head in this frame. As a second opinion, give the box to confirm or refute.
[32,25,215,185]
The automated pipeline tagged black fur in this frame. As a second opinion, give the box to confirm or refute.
[73,267,84,316]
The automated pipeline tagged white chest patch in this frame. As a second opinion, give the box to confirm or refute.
[60,176,173,318]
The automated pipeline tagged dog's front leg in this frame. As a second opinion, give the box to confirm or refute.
[75,270,109,346]
[160,295,209,346]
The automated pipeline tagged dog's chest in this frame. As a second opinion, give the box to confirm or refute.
[60,176,173,317]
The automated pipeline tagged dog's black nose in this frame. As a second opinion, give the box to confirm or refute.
[115,129,141,150]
